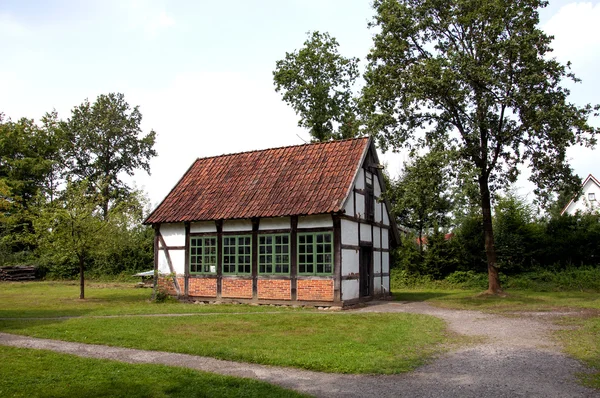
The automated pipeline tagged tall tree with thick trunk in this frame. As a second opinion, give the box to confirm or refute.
[362,0,599,294]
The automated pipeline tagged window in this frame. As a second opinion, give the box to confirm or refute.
[298,232,333,275]
[190,236,217,273]
[365,171,375,221]
[222,235,251,274]
[259,234,290,274]
[589,193,596,201]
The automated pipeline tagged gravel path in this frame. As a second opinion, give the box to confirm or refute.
[1,301,598,397]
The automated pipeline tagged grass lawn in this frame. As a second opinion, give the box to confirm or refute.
[0,281,306,318]
[0,312,453,374]
[0,281,460,374]
[393,287,600,389]
[0,345,308,398]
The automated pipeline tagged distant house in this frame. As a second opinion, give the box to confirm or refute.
[144,137,400,307]
[561,174,600,215]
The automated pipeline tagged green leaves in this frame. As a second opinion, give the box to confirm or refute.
[273,31,360,141]
[65,93,157,218]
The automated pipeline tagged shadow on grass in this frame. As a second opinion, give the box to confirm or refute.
[393,291,452,302]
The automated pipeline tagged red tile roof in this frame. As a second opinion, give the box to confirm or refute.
[144,137,371,224]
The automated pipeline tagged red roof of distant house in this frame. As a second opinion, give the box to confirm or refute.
[416,233,454,246]
[144,137,370,224]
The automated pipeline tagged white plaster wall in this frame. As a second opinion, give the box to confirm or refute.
[158,249,185,275]
[298,214,333,228]
[381,276,390,294]
[342,248,359,275]
[375,201,383,223]
[342,280,360,301]
[566,181,600,214]
[382,230,389,249]
[223,219,253,232]
[374,280,382,295]
[190,221,217,233]
[341,219,359,246]
[374,252,382,275]
[342,191,354,215]
[355,168,365,190]
[382,207,390,226]
[374,175,382,197]
[382,252,390,273]
[360,223,372,243]
[160,224,185,247]
[259,217,290,230]
[355,192,365,219]
[373,226,381,249]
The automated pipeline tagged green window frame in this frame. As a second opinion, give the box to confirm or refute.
[298,232,333,275]
[258,234,290,274]
[222,235,252,274]
[189,236,217,274]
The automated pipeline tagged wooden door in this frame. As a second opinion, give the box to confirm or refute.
[360,247,372,297]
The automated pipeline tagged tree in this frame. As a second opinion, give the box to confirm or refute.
[0,114,58,255]
[35,180,108,299]
[65,93,157,219]
[389,149,453,254]
[362,0,599,294]
[273,31,360,141]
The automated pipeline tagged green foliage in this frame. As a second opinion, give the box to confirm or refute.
[389,150,454,241]
[363,0,599,292]
[273,31,360,141]
[65,93,157,218]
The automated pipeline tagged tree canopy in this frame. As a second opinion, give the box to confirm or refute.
[362,0,599,293]
[65,93,157,218]
[273,31,360,141]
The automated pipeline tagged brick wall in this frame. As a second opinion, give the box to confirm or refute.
[188,277,217,297]
[158,276,184,295]
[297,279,334,302]
[258,279,291,300]
[221,278,253,298]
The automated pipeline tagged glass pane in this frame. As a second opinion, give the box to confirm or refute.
[325,234,332,243]
[317,264,324,273]
[317,234,323,243]
[259,236,266,245]
[325,264,332,273]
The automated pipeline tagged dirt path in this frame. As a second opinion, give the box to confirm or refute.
[1,301,598,397]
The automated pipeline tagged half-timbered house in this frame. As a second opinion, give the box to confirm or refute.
[144,137,399,307]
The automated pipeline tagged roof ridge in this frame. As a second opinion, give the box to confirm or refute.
[194,136,369,162]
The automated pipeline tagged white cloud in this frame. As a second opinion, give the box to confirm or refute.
[0,12,29,38]
[128,71,305,205]
[544,2,600,68]
[119,0,175,36]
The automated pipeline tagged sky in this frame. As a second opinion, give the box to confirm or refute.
[1,0,599,209]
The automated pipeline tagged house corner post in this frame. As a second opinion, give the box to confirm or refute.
[152,224,160,300]
[216,220,223,300]
[184,222,190,298]
[290,216,298,303]
[251,217,259,301]
[333,214,342,303]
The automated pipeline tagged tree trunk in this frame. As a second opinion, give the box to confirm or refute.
[478,175,502,294]
[79,255,85,299]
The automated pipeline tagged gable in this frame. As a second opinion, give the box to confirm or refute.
[145,138,371,224]
[561,174,600,215]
